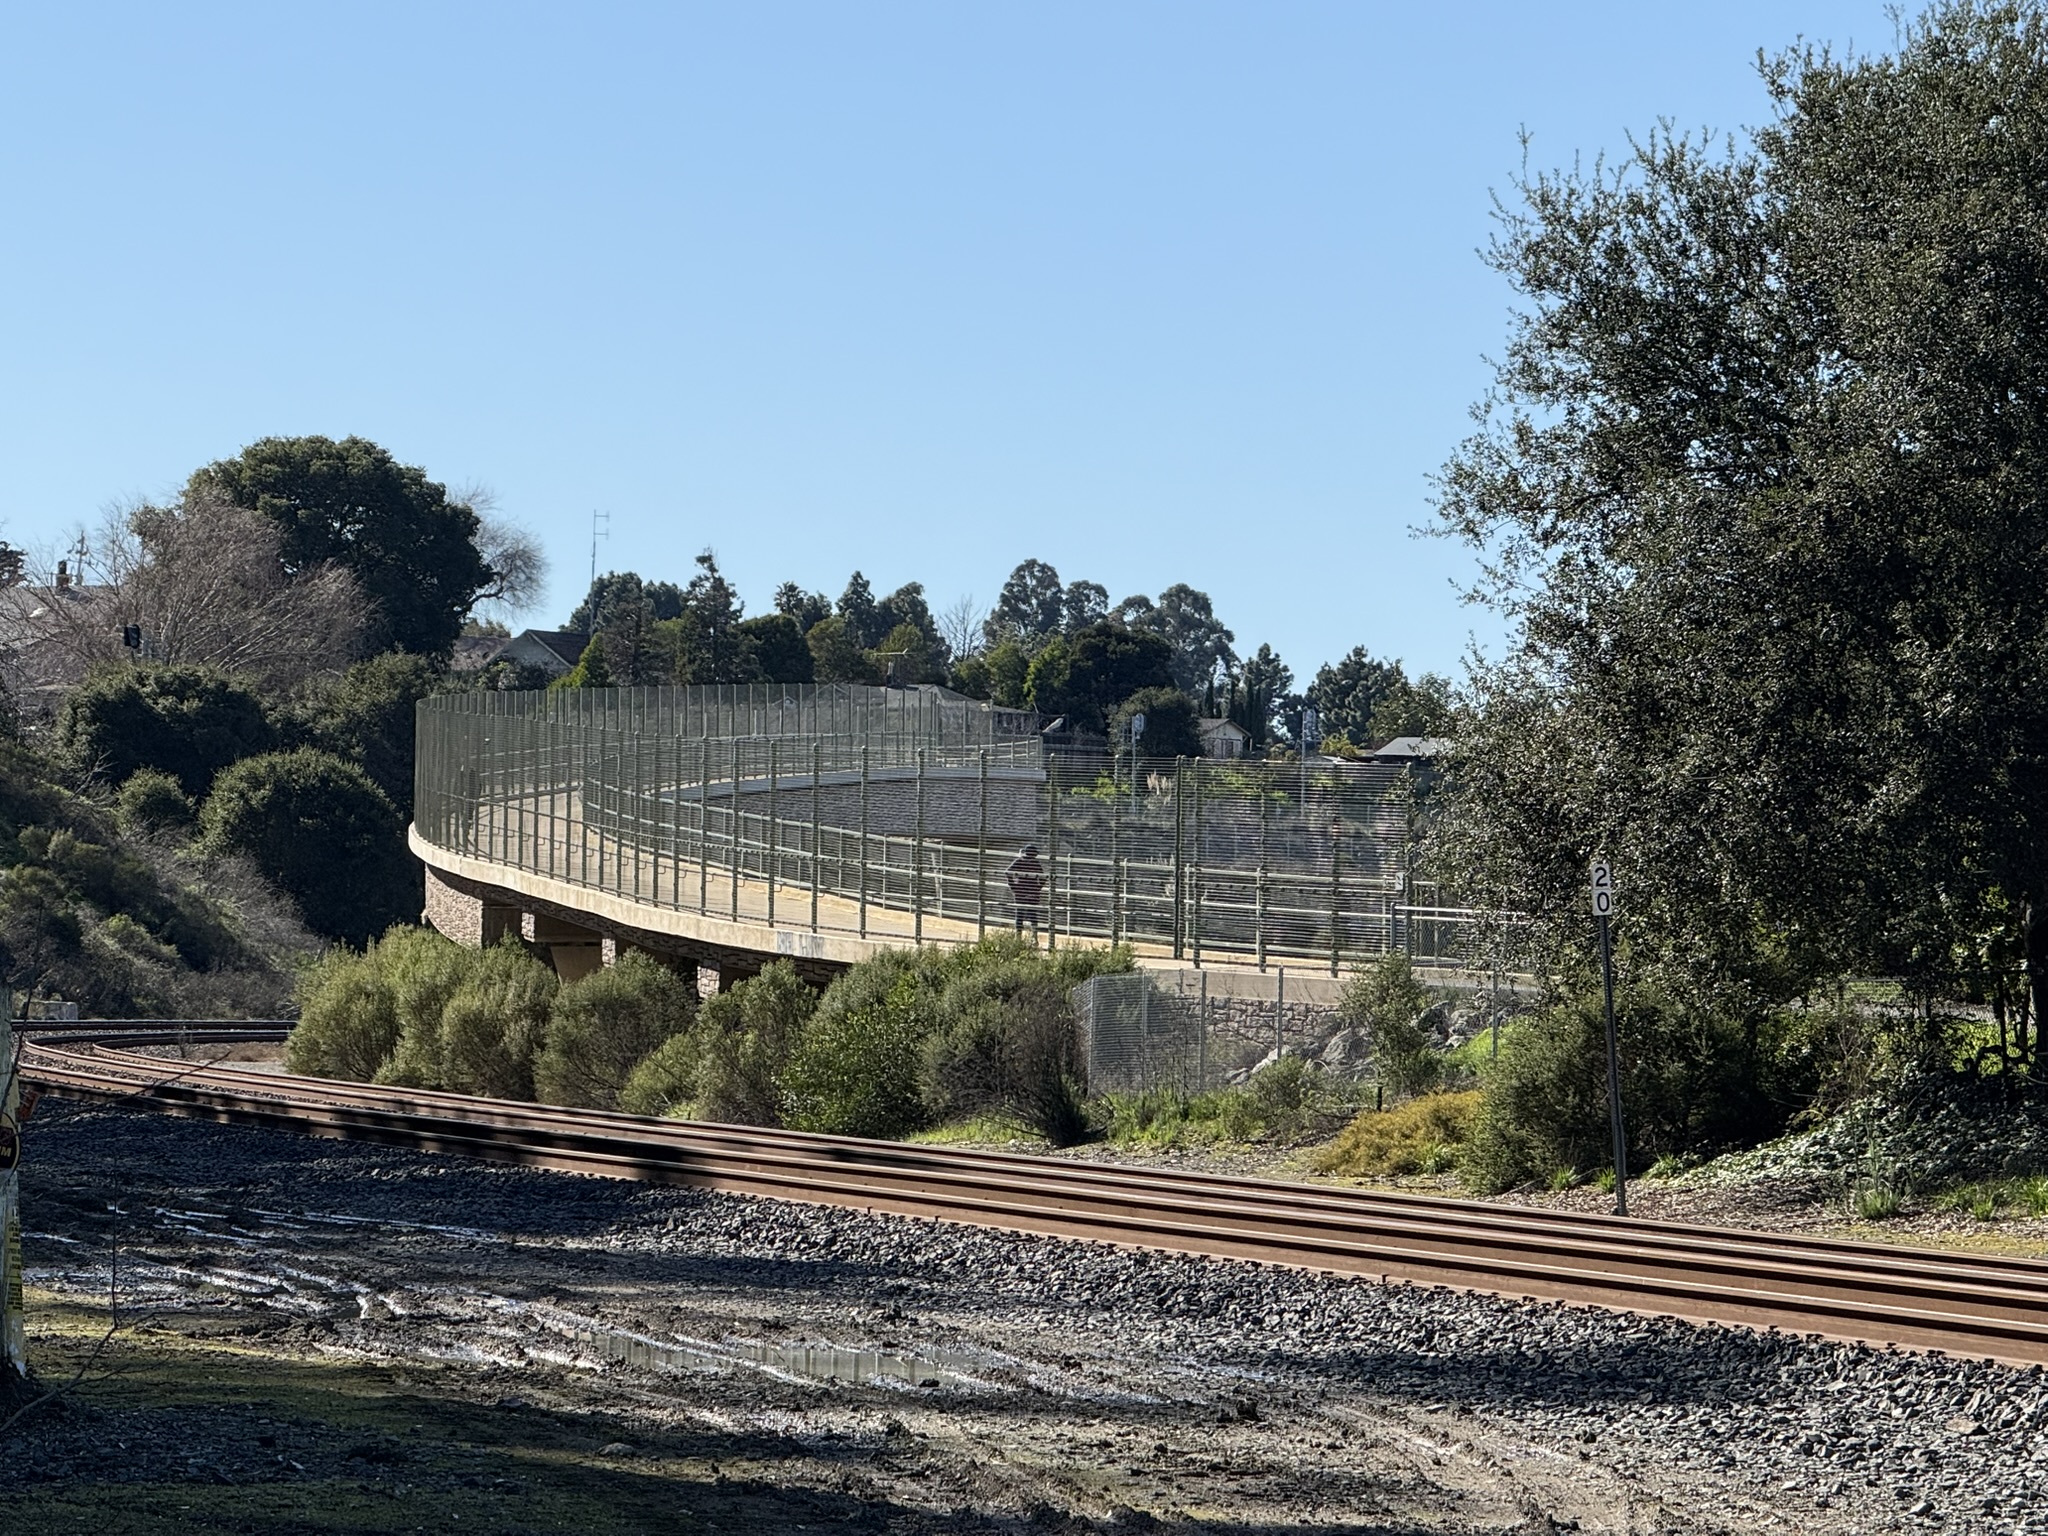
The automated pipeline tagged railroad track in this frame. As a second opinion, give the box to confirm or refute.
[20,1027,2048,1366]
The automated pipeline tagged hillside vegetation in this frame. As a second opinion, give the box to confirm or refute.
[0,735,317,1016]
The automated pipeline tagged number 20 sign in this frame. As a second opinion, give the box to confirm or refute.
[1590,859,1617,918]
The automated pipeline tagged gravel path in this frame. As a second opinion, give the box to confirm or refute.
[11,1102,2048,1534]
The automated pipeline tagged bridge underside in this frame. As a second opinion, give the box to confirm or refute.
[420,857,852,992]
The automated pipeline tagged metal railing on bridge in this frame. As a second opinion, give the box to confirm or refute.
[415,685,1477,971]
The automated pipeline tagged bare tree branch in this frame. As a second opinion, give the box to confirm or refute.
[938,593,985,662]
[0,494,371,700]
[475,516,548,615]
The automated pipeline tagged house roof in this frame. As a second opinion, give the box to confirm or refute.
[493,629,589,672]
[448,635,505,673]
[1368,735,1450,760]
[1196,716,1250,740]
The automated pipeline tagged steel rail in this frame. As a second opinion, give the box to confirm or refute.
[22,1032,2048,1365]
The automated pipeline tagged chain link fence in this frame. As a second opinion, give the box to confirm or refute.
[1070,970,1351,1095]
[416,684,1485,970]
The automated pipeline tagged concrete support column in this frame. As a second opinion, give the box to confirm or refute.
[523,911,604,982]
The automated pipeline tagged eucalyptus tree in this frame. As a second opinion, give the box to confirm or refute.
[984,559,1066,649]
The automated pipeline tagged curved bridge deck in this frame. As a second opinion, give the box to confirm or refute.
[413,684,1475,991]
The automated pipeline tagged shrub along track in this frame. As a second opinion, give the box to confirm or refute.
[22,1028,2048,1368]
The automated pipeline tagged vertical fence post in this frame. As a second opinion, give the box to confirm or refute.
[1172,757,1186,959]
[1045,767,1059,952]
[1137,975,1150,1089]
[1109,790,1122,946]
[1276,965,1286,1059]
[667,734,682,910]
[976,748,989,940]
[810,740,822,933]
[1191,757,1205,968]
[1330,832,1342,977]
[858,744,870,940]
[730,737,743,920]
[697,738,711,914]
[1256,781,1269,972]
[913,748,926,944]
[577,727,590,888]
[767,739,779,928]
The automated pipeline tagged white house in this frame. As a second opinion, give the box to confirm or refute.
[1196,716,1251,759]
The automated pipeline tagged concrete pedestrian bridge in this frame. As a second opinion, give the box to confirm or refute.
[411,683,1452,998]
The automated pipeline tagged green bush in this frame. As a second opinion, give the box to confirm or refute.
[921,960,1088,1144]
[534,952,695,1109]
[288,946,404,1081]
[1459,988,1785,1194]
[288,926,479,1085]
[1932,1175,2048,1221]
[1333,954,1441,1097]
[439,940,558,1100]
[781,937,1128,1140]
[375,928,503,1089]
[1239,1056,1333,1142]
[15,824,238,972]
[1103,1059,1360,1150]
[58,664,273,797]
[0,738,306,1016]
[293,652,450,818]
[116,769,195,835]
[1851,1172,1906,1221]
[0,864,86,994]
[1108,687,1203,762]
[200,748,413,944]
[691,963,819,1125]
[782,952,932,1137]
[618,1031,701,1118]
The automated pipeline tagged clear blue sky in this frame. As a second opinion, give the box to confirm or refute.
[1,1,1895,682]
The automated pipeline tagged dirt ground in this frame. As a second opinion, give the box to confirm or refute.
[12,1102,2042,1536]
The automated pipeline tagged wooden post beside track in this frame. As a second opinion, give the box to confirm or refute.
[1,989,24,1383]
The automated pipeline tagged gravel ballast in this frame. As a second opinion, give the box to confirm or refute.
[11,1102,2048,1533]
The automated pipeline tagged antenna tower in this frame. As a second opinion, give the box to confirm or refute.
[590,510,610,592]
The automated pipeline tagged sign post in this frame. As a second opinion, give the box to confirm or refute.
[1,988,23,1382]
[1590,859,1629,1216]
[1300,707,1320,805]
[1128,712,1146,805]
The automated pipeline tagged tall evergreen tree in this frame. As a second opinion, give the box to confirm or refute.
[983,560,1065,649]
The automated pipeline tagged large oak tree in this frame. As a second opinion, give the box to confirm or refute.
[192,435,517,656]
[1434,1,2048,1052]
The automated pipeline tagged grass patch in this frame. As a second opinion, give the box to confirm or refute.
[1101,1060,1365,1150]
[6,1291,907,1535]
[1931,1175,2048,1221]
[1309,1091,1481,1178]
[1100,1087,1257,1148]
[1850,1175,1907,1221]
[905,1114,1044,1146]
